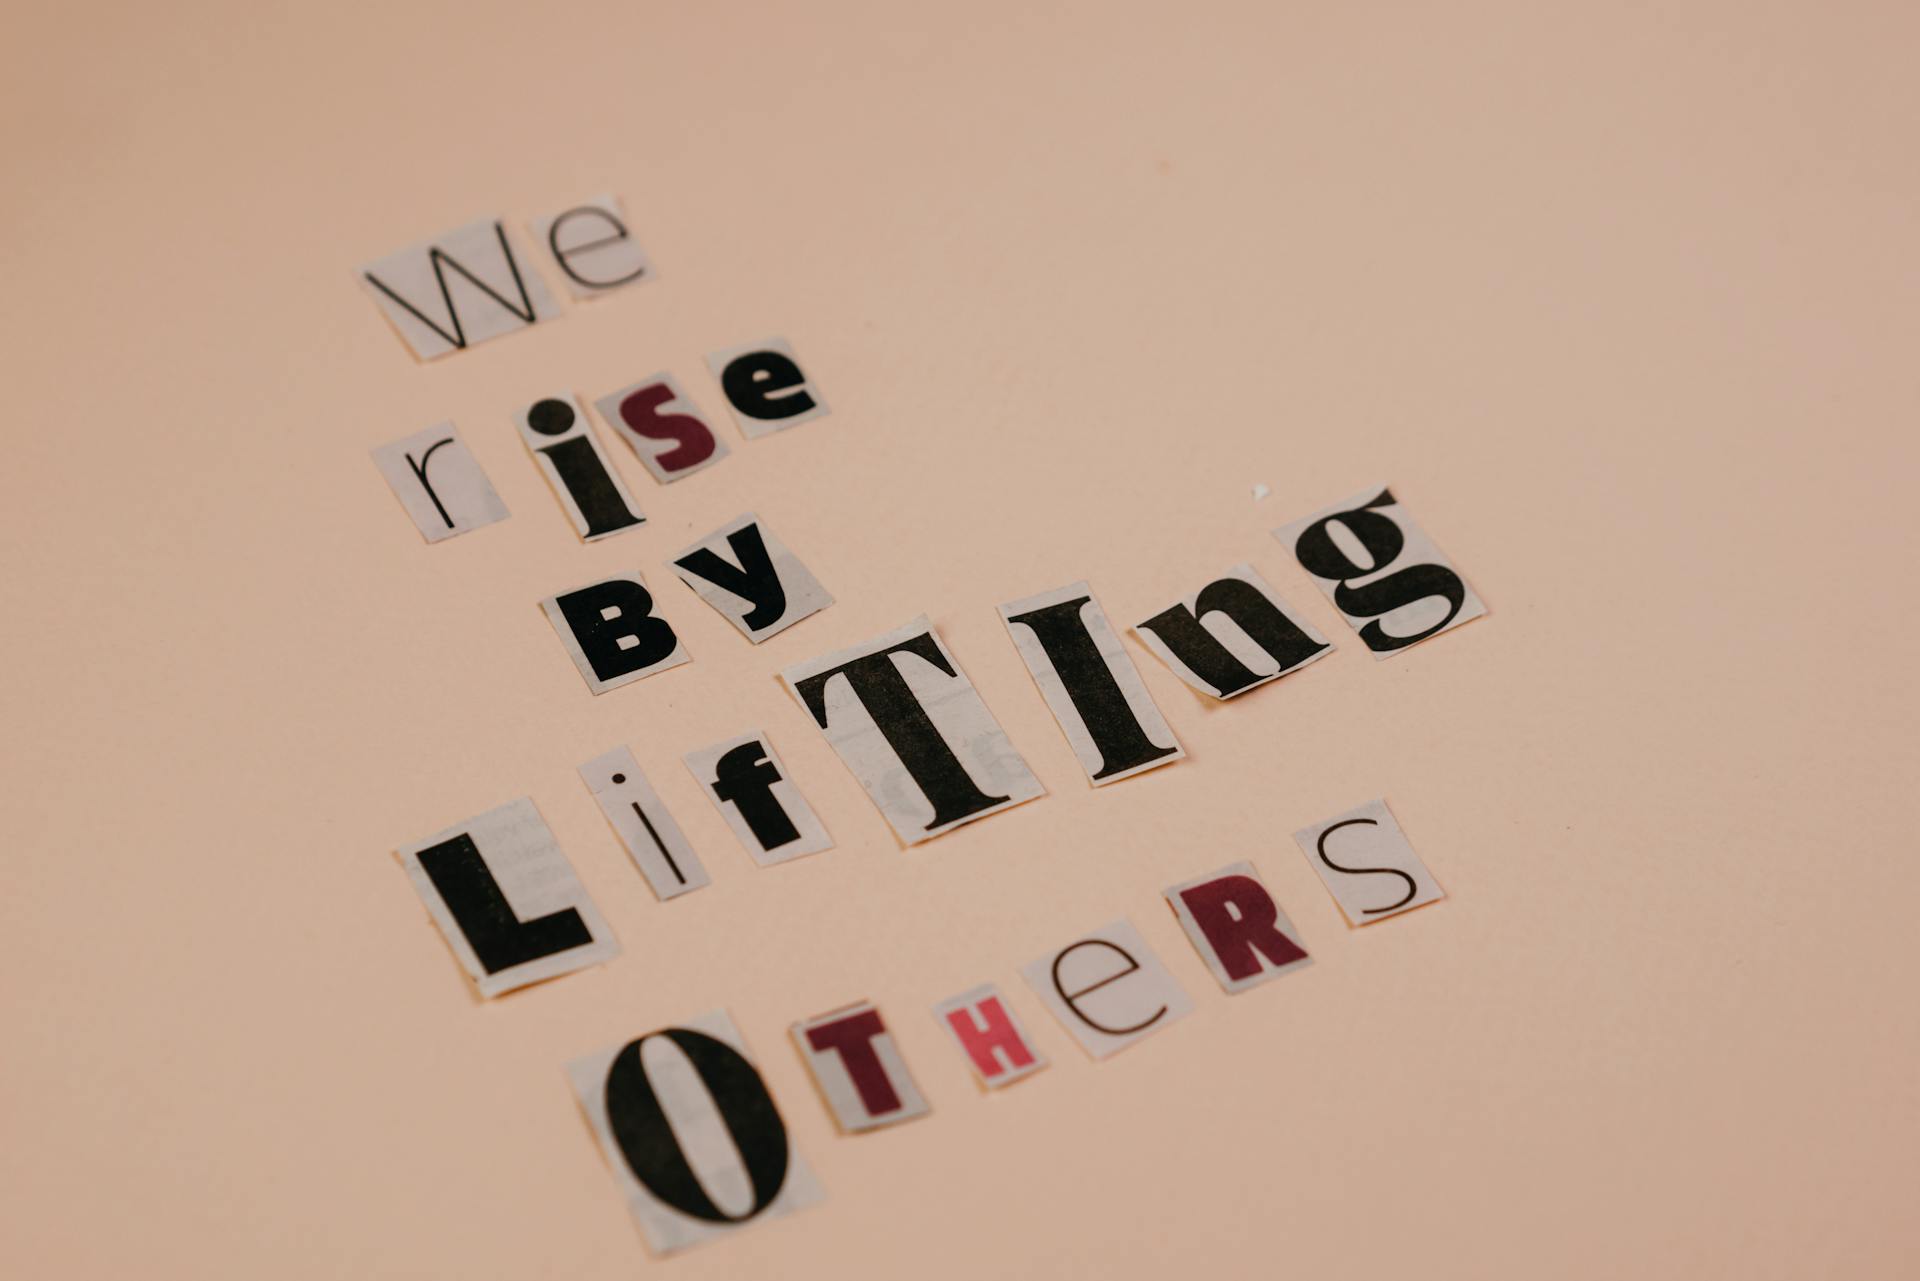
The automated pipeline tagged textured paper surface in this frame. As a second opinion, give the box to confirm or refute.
[359,217,557,360]
[790,1001,931,1133]
[528,194,652,301]
[682,731,832,866]
[1130,563,1333,699]
[999,581,1182,784]
[1272,486,1487,658]
[671,512,833,643]
[369,423,508,542]
[1293,798,1445,926]
[593,371,730,484]
[1020,920,1194,1060]
[780,616,1044,844]
[578,746,710,900]
[931,984,1049,1089]
[394,797,618,998]
[1163,861,1313,993]
[566,1009,824,1256]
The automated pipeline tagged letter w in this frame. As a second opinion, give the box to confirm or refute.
[363,222,538,350]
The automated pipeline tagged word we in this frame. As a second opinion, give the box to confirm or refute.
[361,197,650,361]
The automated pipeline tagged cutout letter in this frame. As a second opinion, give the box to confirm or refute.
[682,731,832,866]
[515,393,644,540]
[705,337,829,439]
[369,423,508,543]
[791,1001,930,1133]
[931,984,1047,1089]
[579,747,710,901]
[1273,485,1486,657]
[593,371,729,484]
[1021,919,1193,1060]
[1132,563,1333,699]
[1164,861,1312,993]
[528,194,652,301]
[566,1009,824,1256]
[540,572,690,695]
[781,616,1044,845]
[671,513,833,643]
[360,217,557,361]
[1001,581,1182,784]
[1293,797,1445,925]
[394,797,617,997]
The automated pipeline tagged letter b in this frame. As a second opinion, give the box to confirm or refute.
[542,574,689,694]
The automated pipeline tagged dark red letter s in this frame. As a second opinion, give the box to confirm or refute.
[619,382,717,473]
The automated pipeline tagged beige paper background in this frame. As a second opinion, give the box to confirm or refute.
[2,2,1915,1277]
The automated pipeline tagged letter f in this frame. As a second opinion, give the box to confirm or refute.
[710,742,800,851]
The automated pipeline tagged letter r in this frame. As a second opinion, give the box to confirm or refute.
[1178,875,1308,981]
